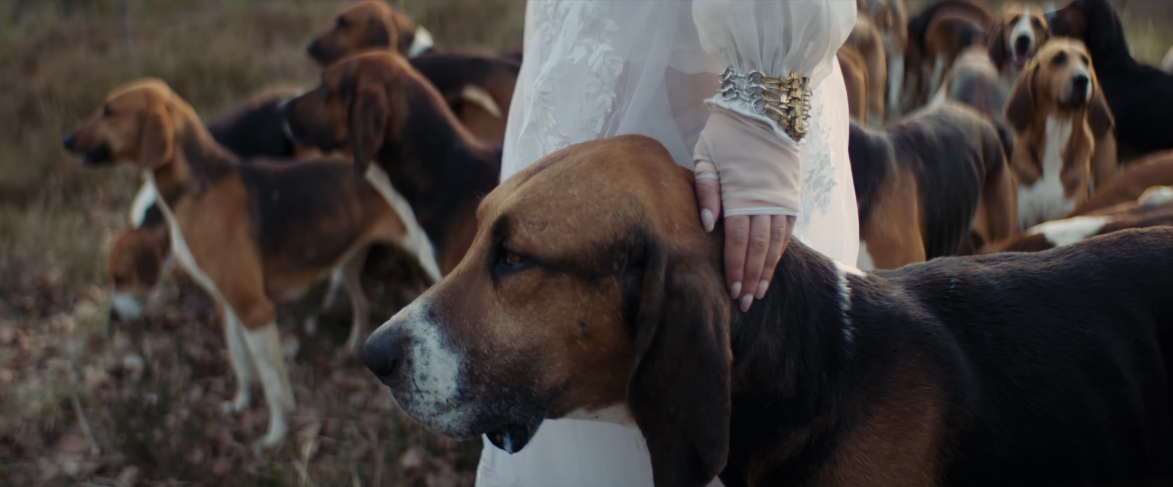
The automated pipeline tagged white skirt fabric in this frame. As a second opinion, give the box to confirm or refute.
[477,2,859,485]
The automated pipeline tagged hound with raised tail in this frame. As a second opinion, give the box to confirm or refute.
[64,79,437,447]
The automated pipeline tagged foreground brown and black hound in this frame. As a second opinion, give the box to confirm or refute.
[363,135,1173,486]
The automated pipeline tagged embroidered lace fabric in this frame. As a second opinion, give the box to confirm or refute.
[483,2,860,486]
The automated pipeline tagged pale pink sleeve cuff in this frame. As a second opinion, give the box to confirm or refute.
[694,106,801,218]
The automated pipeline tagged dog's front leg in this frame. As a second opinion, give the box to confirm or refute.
[243,320,294,448]
[220,305,256,414]
[340,247,372,354]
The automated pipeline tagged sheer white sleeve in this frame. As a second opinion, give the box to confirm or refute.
[692,0,856,145]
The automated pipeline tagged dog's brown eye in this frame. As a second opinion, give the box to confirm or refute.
[497,248,532,274]
[1032,17,1044,29]
[112,275,125,286]
[505,252,525,266]
[1052,52,1067,65]
[1011,15,1021,25]
[1080,54,1090,65]
[102,106,112,118]
[336,17,348,29]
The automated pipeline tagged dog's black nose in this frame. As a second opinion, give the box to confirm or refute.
[1072,74,1089,93]
[306,40,320,56]
[1014,35,1031,54]
[62,133,76,151]
[363,327,406,385]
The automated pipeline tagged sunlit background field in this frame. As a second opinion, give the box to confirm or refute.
[0,1,1169,486]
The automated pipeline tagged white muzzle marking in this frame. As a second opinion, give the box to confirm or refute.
[371,296,468,434]
[1009,8,1036,65]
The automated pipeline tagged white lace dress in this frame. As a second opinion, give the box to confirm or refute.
[479,2,859,486]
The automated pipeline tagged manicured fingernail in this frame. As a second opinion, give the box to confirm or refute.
[739,294,753,312]
[729,281,741,299]
[755,280,769,299]
[701,209,715,232]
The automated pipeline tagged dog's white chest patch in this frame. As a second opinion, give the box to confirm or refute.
[407,26,435,58]
[129,179,158,228]
[1018,117,1075,228]
[1028,215,1112,247]
[145,174,227,306]
[364,165,444,282]
[856,240,877,271]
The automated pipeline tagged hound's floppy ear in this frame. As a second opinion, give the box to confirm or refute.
[987,20,1007,70]
[627,235,732,487]
[1004,62,1038,132]
[1086,74,1114,139]
[139,106,173,169]
[368,14,394,51]
[347,75,389,174]
[392,11,417,57]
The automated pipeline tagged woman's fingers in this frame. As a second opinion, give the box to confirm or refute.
[694,162,721,232]
[756,215,795,299]
[736,215,772,311]
[724,215,749,299]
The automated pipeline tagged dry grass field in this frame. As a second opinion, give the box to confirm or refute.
[0,1,522,486]
[0,1,1170,486]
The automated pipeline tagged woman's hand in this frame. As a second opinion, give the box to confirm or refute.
[695,162,795,312]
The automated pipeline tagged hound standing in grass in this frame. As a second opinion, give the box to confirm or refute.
[64,79,437,447]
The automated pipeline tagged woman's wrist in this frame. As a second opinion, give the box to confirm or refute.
[693,106,802,218]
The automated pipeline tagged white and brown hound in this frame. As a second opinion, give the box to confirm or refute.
[857,0,909,119]
[848,102,1016,269]
[64,79,438,447]
[987,3,1050,88]
[982,186,1173,253]
[901,0,992,114]
[1069,149,1173,216]
[1005,38,1115,229]
[280,51,502,277]
[305,0,518,145]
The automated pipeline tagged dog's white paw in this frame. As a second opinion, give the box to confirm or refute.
[221,390,250,414]
[251,423,288,450]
